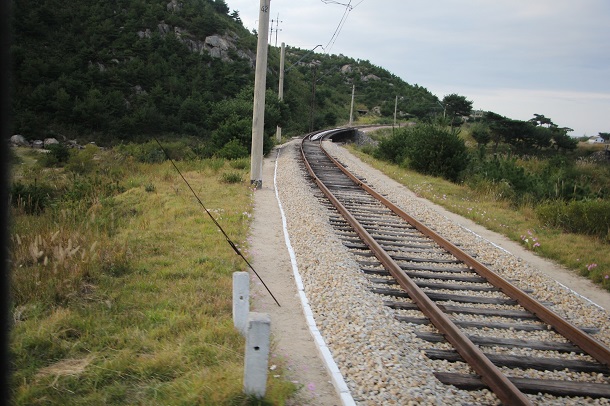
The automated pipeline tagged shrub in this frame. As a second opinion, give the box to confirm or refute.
[39,143,71,167]
[217,139,249,160]
[229,157,249,170]
[65,144,99,174]
[536,199,610,241]
[466,155,545,204]
[118,141,166,164]
[163,141,196,161]
[221,172,242,184]
[376,124,470,182]
[375,128,411,164]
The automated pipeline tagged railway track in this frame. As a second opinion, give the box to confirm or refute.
[300,128,610,405]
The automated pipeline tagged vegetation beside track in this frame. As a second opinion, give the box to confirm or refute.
[348,129,610,291]
[9,145,296,405]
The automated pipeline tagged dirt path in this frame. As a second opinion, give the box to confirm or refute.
[249,145,342,406]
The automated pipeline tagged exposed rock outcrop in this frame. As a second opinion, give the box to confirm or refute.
[361,74,381,82]
[167,0,182,12]
[150,22,254,65]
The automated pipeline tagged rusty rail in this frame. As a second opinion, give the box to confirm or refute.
[300,129,610,405]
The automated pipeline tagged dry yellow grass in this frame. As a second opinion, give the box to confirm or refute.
[10,149,296,405]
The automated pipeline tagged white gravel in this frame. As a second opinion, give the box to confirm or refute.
[275,139,610,406]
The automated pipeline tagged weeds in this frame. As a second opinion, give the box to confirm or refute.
[221,172,243,184]
[229,157,250,170]
[204,157,226,172]
[9,145,296,405]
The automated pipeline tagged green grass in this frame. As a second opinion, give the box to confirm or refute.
[346,145,610,291]
[9,148,296,405]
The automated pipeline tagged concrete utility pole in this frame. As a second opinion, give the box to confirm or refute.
[394,95,398,127]
[349,84,355,126]
[270,14,282,47]
[276,42,285,143]
[250,0,271,189]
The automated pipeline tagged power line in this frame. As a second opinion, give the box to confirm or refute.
[322,0,352,54]
[320,0,367,54]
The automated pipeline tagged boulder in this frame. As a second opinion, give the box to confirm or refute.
[167,0,182,12]
[10,134,29,147]
[158,22,171,36]
[137,29,151,39]
[44,138,59,148]
[32,140,44,149]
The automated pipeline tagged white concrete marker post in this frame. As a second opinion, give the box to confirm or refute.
[232,272,249,335]
[243,312,271,398]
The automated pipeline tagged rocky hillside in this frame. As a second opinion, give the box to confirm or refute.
[10,0,439,154]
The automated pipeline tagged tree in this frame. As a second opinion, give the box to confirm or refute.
[442,93,473,127]
[485,111,510,153]
[230,10,242,24]
[551,128,578,152]
[529,113,555,128]
[470,123,491,148]
[599,132,610,142]
[485,112,553,154]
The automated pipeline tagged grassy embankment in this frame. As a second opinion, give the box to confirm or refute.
[346,141,610,290]
[9,147,295,405]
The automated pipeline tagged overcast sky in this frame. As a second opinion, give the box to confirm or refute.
[226,0,610,137]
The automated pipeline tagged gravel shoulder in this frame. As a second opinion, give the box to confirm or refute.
[249,138,610,405]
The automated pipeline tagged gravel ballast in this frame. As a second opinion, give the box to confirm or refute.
[268,138,610,405]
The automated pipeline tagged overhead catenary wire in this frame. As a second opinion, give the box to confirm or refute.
[153,138,281,307]
[320,0,367,54]
[322,0,352,54]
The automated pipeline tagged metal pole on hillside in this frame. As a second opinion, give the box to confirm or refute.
[250,0,271,189]
[276,42,285,143]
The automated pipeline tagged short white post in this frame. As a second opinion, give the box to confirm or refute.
[233,272,250,335]
[243,312,271,398]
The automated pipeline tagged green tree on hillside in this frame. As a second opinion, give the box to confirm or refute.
[442,93,473,126]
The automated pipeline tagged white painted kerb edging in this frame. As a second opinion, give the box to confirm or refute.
[273,146,356,406]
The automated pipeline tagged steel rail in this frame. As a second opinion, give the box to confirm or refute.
[313,132,610,369]
[300,132,533,406]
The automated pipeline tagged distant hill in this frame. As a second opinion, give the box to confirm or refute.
[10,0,439,154]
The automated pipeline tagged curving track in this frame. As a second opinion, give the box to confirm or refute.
[300,128,610,405]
